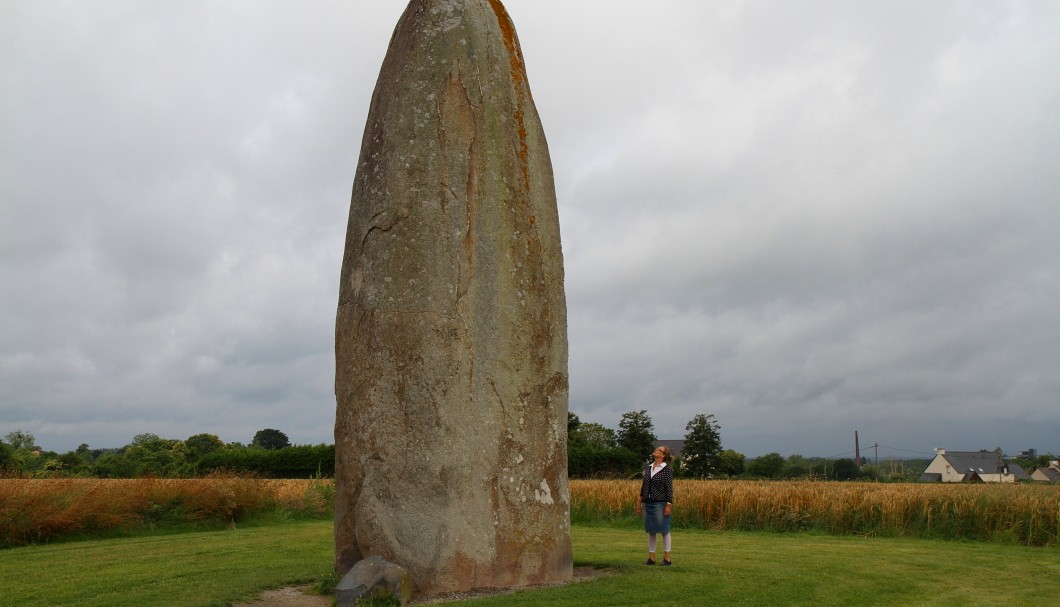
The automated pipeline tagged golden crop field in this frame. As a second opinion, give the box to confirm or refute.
[570,479,1060,546]
[3,477,1057,548]
[0,475,334,547]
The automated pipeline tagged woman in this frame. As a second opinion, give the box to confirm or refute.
[635,445,674,565]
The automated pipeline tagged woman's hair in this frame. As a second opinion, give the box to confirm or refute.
[658,445,672,463]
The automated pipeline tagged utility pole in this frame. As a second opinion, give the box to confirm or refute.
[874,443,879,480]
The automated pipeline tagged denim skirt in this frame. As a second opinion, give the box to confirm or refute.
[643,501,671,534]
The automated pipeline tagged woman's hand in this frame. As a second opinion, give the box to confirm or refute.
[664,503,671,517]
[635,500,642,515]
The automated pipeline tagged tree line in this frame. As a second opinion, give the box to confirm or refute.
[10,423,1037,482]
[566,410,731,478]
[0,428,332,479]
[564,410,888,480]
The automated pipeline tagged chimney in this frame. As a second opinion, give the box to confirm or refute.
[855,431,861,469]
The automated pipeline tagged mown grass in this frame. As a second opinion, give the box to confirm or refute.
[0,520,333,607]
[570,479,1060,546]
[3,521,1057,607]
[473,526,1060,607]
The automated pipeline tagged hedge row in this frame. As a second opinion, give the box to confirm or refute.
[568,446,643,478]
[192,444,644,479]
[198,445,334,478]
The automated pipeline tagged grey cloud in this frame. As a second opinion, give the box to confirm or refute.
[2,1,1057,457]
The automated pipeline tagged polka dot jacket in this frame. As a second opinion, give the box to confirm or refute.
[639,463,674,504]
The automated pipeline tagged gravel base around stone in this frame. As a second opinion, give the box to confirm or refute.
[231,586,331,607]
[233,567,612,607]
[415,566,613,604]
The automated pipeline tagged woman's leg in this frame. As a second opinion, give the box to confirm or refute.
[663,532,672,563]
[647,532,657,562]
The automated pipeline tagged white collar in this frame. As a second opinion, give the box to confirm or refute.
[650,461,667,476]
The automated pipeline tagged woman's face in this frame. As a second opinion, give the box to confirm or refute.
[653,447,666,461]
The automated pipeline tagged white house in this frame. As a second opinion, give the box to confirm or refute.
[919,449,1031,483]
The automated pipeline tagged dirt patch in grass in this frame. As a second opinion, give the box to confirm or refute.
[417,566,613,604]
[232,585,330,607]
[234,567,612,606]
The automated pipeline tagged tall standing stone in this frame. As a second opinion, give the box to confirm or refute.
[334,0,570,597]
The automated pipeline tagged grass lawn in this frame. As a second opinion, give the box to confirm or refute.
[0,521,333,607]
[2,521,1057,607]
[475,526,1060,607]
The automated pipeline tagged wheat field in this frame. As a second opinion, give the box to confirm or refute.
[3,477,1056,548]
[570,479,1060,546]
[0,474,333,547]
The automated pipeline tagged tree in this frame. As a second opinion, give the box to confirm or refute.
[832,458,859,481]
[93,451,138,478]
[783,454,811,479]
[682,414,723,478]
[185,433,225,460]
[567,412,581,434]
[567,445,642,478]
[717,449,745,477]
[569,423,618,450]
[4,430,36,451]
[121,435,189,477]
[747,452,785,478]
[131,433,162,446]
[567,412,582,447]
[0,440,15,472]
[617,410,657,462]
[58,451,89,474]
[252,428,290,450]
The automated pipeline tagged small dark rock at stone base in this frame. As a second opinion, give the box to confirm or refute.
[336,556,413,607]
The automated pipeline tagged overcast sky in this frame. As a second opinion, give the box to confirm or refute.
[2,1,1058,458]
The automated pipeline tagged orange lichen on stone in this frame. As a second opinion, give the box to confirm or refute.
[486,0,526,84]
[513,108,530,191]
[487,0,531,194]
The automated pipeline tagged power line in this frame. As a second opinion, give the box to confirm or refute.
[823,449,857,459]
[821,443,935,460]
[875,445,936,456]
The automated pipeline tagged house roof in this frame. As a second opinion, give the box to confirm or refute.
[1034,466,1060,483]
[938,450,1006,475]
[1008,463,1032,480]
[919,472,942,483]
[936,450,1032,480]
